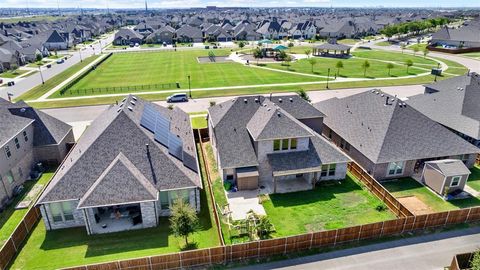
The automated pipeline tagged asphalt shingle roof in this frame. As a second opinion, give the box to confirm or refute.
[426,159,471,177]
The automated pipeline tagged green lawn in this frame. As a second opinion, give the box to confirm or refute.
[375,41,393,47]
[338,39,360,45]
[352,49,437,66]
[0,69,28,78]
[262,173,396,237]
[383,178,480,213]
[461,52,480,59]
[14,54,100,101]
[54,49,323,98]
[0,171,55,246]
[467,166,480,192]
[191,116,208,129]
[407,43,428,52]
[26,61,49,68]
[10,157,220,270]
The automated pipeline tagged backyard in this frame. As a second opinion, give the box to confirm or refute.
[382,177,480,214]
[261,173,396,237]
[467,166,480,192]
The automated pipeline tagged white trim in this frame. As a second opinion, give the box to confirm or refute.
[450,175,462,187]
[386,161,405,177]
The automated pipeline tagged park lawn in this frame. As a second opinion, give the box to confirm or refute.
[352,49,437,66]
[0,171,55,246]
[0,69,28,78]
[10,159,220,270]
[27,60,49,68]
[430,56,469,76]
[337,39,360,45]
[267,57,427,78]
[191,115,208,129]
[382,178,480,213]
[467,166,480,192]
[57,50,323,97]
[262,173,395,237]
[461,52,480,59]
[14,54,101,101]
[407,43,428,52]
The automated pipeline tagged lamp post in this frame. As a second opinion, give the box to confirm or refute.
[434,62,440,82]
[326,68,331,89]
[99,40,103,54]
[188,75,191,98]
[38,66,44,84]
[79,48,83,62]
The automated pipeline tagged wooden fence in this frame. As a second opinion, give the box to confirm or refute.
[347,162,414,218]
[476,154,480,166]
[0,206,42,270]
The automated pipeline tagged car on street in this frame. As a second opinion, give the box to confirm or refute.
[56,59,65,64]
[166,93,188,103]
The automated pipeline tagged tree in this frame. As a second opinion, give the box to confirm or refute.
[471,249,480,270]
[422,48,429,59]
[169,199,199,246]
[304,49,311,58]
[405,59,413,73]
[413,46,419,56]
[296,89,311,102]
[307,57,317,73]
[288,42,294,48]
[284,55,292,70]
[361,60,370,77]
[400,43,406,54]
[35,53,43,63]
[277,50,287,61]
[238,41,245,49]
[386,62,395,76]
[335,60,343,76]
[253,48,263,65]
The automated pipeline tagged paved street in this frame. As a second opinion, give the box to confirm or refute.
[235,226,480,270]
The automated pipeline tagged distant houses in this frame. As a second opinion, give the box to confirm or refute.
[430,20,480,51]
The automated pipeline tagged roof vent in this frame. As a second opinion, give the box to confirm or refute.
[267,108,271,111]
[117,108,122,112]
[375,91,380,95]
[371,90,375,93]
[119,102,124,107]
[122,97,126,102]
[20,108,26,113]
[277,111,281,116]
[289,98,293,102]
[254,98,259,103]
[380,94,385,97]
[244,98,248,103]
[278,98,282,103]
[130,100,136,106]
[132,96,137,101]
[127,106,133,111]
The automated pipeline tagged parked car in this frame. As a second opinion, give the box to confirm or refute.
[7,81,15,86]
[0,79,3,84]
[56,59,64,64]
[167,93,188,103]
[46,64,52,68]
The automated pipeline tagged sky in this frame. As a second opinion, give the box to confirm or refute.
[2,0,479,9]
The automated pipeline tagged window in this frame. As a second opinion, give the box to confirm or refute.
[273,140,281,151]
[226,174,234,180]
[290,138,297,150]
[61,201,74,221]
[340,139,345,149]
[455,154,469,164]
[50,201,74,222]
[160,191,169,209]
[160,190,190,209]
[50,203,63,222]
[344,142,350,151]
[14,138,20,149]
[328,164,336,176]
[281,139,289,150]
[6,171,14,184]
[450,176,461,187]
[5,146,11,159]
[328,129,333,139]
[387,161,405,176]
[23,131,28,142]
[18,167,23,178]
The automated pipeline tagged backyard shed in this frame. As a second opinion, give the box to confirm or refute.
[421,159,471,196]
[236,167,259,190]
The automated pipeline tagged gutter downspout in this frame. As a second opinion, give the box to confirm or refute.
[43,204,52,230]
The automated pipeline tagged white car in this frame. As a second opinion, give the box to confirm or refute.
[166,93,188,103]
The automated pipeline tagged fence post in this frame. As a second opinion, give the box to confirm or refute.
[309,232,314,249]
[333,229,339,246]
[444,211,451,226]
[148,256,153,270]
[465,207,473,222]
[379,221,385,237]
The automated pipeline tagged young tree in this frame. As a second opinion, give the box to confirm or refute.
[277,50,287,61]
[35,53,43,63]
[405,59,413,73]
[284,55,292,70]
[297,89,311,102]
[304,49,311,58]
[169,199,199,246]
[335,60,344,76]
[253,48,263,65]
[361,60,370,77]
[413,46,419,56]
[238,41,245,49]
[386,62,395,76]
[307,57,317,73]
[400,43,406,54]
[288,42,294,48]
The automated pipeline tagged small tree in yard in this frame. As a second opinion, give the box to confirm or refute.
[335,60,343,76]
[238,41,245,49]
[304,49,311,58]
[422,48,429,59]
[277,50,287,61]
[284,55,292,70]
[405,59,413,73]
[307,57,317,73]
[35,53,43,63]
[170,199,199,246]
[361,60,370,77]
[288,42,294,48]
[297,89,311,102]
[400,43,406,54]
[471,249,480,270]
[387,62,395,76]
[413,46,419,56]
[253,48,263,65]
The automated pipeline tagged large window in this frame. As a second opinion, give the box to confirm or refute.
[281,139,289,150]
[450,176,461,187]
[6,171,14,184]
[160,190,191,209]
[455,154,469,164]
[273,138,299,152]
[273,140,281,151]
[290,138,297,150]
[14,138,20,149]
[4,146,11,159]
[387,161,405,176]
[50,201,74,222]
[23,131,28,142]
[320,164,336,177]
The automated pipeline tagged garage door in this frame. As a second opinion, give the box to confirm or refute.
[237,169,259,190]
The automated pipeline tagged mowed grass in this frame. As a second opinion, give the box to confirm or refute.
[383,177,480,213]
[61,50,322,97]
[191,115,208,129]
[10,164,220,270]
[0,69,29,78]
[0,171,55,246]
[352,49,437,66]
[262,173,395,237]
[467,166,480,192]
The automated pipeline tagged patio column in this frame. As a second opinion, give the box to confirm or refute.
[273,176,277,194]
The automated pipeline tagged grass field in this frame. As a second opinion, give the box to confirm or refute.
[57,50,323,98]
[0,15,62,23]
[338,39,360,45]
[191,116,208,129]
[461,52,480,60]
[467,166,480,192]
[407,43,428,52]
[383,178,480,213]
[10,149,220,270]
[262,173,395,237]
[0,69,29,78]
[0,171,55,246]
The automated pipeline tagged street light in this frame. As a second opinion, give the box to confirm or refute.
[188,75,191,98]
[38,66,44,84]
[326,68,331,89]
[79,48,83,62]
[434,62,440,82]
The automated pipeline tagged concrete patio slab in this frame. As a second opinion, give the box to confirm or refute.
[226,190,266,221]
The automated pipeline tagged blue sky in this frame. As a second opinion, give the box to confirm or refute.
[2,0,479,9]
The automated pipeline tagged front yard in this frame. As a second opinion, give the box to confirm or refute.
[261,173,395,237]
[383,177,480,213]
[0,69,28,78]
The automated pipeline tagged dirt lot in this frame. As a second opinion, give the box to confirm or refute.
[398,195,433,215]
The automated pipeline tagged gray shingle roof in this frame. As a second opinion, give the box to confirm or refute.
[426,159,471,177]
[315,42,352,51]
[409,73,480,140]
[38,95,200,204]
[0,99,33,147]
[315,90,479,164]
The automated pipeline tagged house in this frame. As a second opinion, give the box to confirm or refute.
[146,25,175,44]
[314,90,479,181]
[430,22,480,49]
[0,98,74,209]
[407,73,480,147]
[422,159,471,197]
[233,22,262,41]
[36,96,201,235]
[43,30,73,50]
[113,28,143,46]
[291,21,317,39]
[204,25,233,42]
[256,19,282,40]
[176,25,203,43]
[208,95,350,194]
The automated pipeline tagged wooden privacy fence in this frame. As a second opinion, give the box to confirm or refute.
[0,206,42,270]
[62,207,480,270]
[347,162,414,218]
[476,153,480,166]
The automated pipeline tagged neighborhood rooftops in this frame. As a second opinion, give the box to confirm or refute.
[315,90,480,164]
[409,73,480,140]
[38,95,201,205]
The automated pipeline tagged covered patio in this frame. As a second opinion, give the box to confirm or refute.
[87,203,144,234]
[313,42,352,58]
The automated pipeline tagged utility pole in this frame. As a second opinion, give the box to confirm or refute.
[326,68,331,89]
[188,75,191,98]
[39,66,44,84]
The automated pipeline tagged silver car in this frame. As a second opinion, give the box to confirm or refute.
[167,93,188,103]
